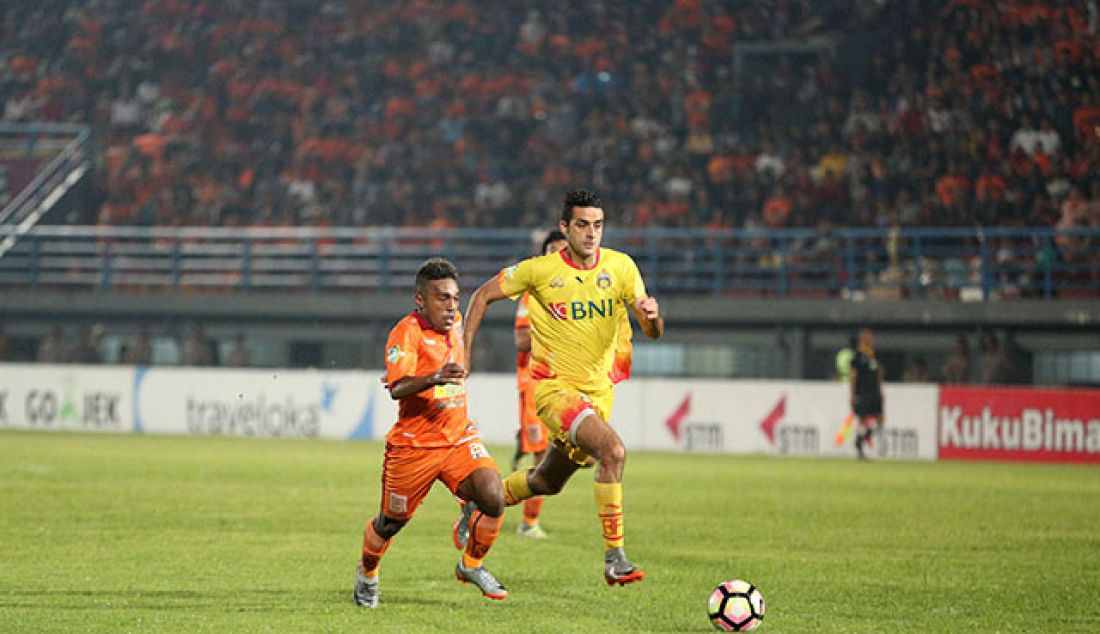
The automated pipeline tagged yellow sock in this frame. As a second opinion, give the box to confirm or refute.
[502,469,533,506]
[593,481,624,550]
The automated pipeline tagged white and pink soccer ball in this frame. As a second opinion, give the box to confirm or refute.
[708,579,765,631]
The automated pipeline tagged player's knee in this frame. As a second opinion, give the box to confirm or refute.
[478,496,504,518]
[475,484,505,517]
[598,438,626,468]
[373,514,407,540]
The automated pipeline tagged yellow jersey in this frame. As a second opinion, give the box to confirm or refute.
[498,247,645,392]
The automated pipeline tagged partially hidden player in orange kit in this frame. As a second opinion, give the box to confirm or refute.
[354,258,507,608]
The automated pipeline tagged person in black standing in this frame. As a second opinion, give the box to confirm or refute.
[850,328,884,459]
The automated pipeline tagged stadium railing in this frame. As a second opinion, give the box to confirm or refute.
[0,225,1095,299]
[0,123,92,257]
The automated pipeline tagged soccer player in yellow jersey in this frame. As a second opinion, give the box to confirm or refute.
[462,189,664,586]
[510,229,569,540]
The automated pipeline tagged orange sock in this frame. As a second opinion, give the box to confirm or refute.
[522,496,545,526]
[594,482,624,551]
[360,520,391,578]
[462,510,503,569]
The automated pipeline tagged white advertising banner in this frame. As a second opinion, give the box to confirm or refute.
[605,379,939,460]
[0,364,938,460]
[0,364,133,433]
[133,367,389,440]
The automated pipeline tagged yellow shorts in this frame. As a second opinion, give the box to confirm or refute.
[533,378,614,466]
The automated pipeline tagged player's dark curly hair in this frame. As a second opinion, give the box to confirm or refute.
[540,229,567,254]
[415,257,458,294]
[561,189,603,223]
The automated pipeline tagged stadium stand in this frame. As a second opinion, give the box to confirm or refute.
[1,1,1099,379]
[1,0,1096,235]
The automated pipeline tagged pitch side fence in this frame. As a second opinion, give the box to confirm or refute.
[0,225,1097,299]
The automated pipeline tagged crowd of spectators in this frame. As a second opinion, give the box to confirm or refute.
[1,0,1098,241]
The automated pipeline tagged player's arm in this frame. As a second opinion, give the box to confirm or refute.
[388,363,466,400]
[463,276,510,372]
[514,325,531,352]
[629,296,664,340]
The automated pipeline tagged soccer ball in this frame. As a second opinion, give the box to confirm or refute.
[708,579,765,631]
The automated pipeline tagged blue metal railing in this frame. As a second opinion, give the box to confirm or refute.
[0,123,92,256]
[0,225,1096,299]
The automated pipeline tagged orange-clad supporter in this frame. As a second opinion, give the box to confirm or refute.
[1073,106,1100,142]
[974,169,1007,202]
[354,258,507,609]
[461,189,663,587]
[762,188,794,228]
[935,170,970,207]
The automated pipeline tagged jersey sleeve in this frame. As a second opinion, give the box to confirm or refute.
[498,258,536,300]
[609,309,634,384]
[384,321,419,387]
[620,255,647,302]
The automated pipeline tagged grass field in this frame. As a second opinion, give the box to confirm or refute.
[1,431,1098,633]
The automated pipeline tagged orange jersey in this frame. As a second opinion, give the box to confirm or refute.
[515,292,534,389]
[383,311,476,448]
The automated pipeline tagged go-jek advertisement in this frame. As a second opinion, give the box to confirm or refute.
[0,364,132,432]
[133,367,388,440]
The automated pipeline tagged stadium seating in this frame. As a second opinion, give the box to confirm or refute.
[0,1,1095,236]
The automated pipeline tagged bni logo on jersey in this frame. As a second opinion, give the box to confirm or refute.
[547,299,616,321]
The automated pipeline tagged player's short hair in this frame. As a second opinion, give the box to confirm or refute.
[415,257,458,295]
[561,189,603,223]
[541,229,567,254]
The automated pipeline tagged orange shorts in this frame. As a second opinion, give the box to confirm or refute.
[517,386,549,454]
[380,440,497,521]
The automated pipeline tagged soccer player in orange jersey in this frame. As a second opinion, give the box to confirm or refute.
[462,189,664,586]
[354,258,507,608]
[511,229,569,539]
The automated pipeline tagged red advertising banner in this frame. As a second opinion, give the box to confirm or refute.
[939,386,1100,464]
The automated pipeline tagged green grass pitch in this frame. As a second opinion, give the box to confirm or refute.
[1,431,1098,632]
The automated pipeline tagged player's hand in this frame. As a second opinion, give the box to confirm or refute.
[634,296,660,320]
[432,363,468,384]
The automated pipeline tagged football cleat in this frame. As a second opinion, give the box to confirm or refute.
[455,561,508,600]
[516,522,548,539]
[452,499,476,550]
[604,547,645,586]
[353,568,379,608]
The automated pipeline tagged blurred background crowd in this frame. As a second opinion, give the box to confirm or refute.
[2,0,1098,234]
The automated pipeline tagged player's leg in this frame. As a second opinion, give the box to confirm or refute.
[517,394,551,536]
[355,445,439,607]
[517,448,549,538]
[510,428,526,472]
[853,401,869,459]
[355,513,406,607]
[446,441,508,599]
[502,377,601,503]
[511,387,533,471]
[570,407,645,586]
[502,440,582,504]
